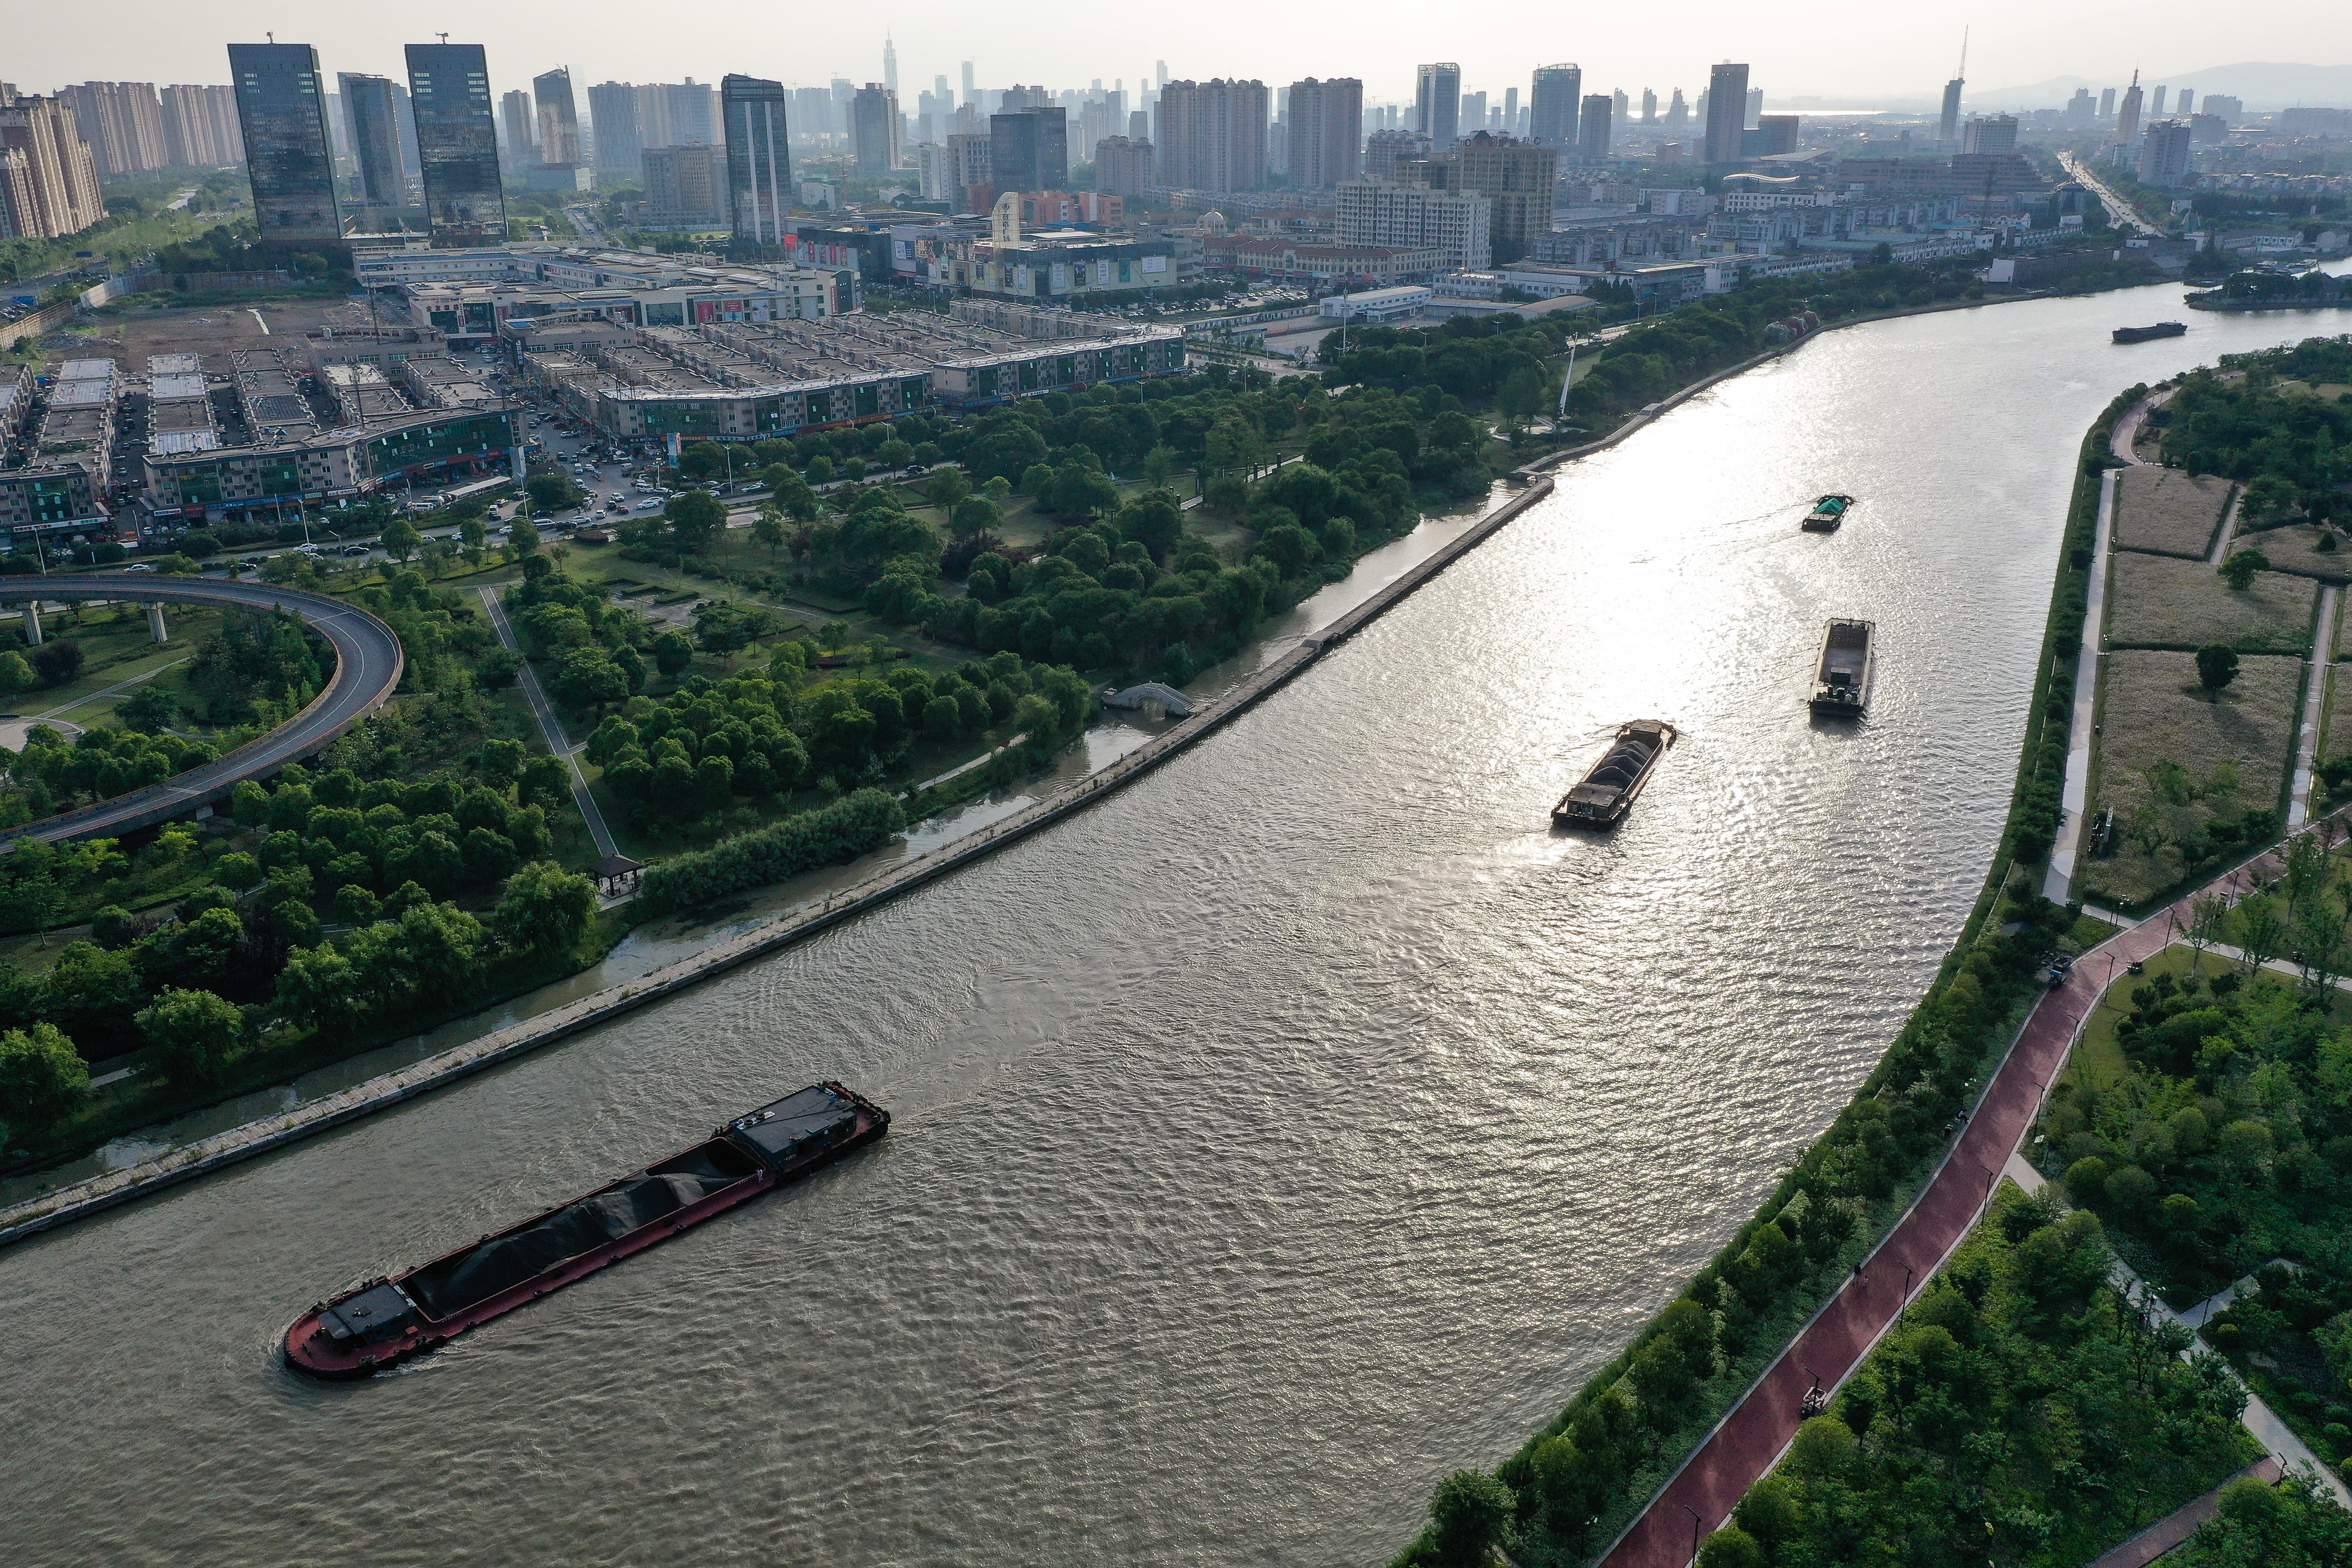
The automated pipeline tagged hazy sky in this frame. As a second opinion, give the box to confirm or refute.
[11,0,2349,104]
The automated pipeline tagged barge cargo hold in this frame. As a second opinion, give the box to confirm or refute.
[2113,322,2187,344]
[283,1083,888,1379]
[1553,720,1678,827]
[1801,494,1853,532]
[1809,619,1876,717]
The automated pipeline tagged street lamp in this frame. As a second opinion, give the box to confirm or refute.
[1675,1502,1702,1562]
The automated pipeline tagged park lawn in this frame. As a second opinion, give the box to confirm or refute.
[2236,522,2352,585]
[2107,553,2316,653]
[2082,651,2303,908]
[3,604,230,722]
[2112,465,2233,558]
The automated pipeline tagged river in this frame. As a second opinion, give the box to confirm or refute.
[6,285,2347,1567]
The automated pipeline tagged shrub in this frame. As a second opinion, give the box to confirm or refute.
[632,790,905,918]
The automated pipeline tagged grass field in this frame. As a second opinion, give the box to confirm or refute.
[2112,465,2233,558]
[2107,551,2317,652]
[2237,522,2352,585]
[2081,650,2303,907]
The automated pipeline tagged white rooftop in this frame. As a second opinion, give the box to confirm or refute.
[149,374,209,401]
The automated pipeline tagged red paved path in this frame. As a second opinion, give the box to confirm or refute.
[1600,842,2300,1568]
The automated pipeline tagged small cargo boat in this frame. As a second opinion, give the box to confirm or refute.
[1553,720,1677,826]
[2113,322,2187,344]
[1801,494,1853,532]
[1809,619,1875,716]
[284,1083,888,1379]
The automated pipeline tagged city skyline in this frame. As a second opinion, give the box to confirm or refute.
[9,2,2351,110]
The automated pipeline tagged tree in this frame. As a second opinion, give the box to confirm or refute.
[751,505,788,561]
[30,640,83,687]
[652,629,696,681]
[1427,1470,1514,1568]
[950,496,1000,538]
[477,737,525,787]
[378,515,423,562]
[459,513,488,565]
[477,646,522,691]
[0,1022,87,1132]
[116,684,181,732]
[493,860,598,955]
[525,472,585,512]
[1695,1527,1767,1568]
[771,469,820,523]
[664,490,727,553]
[923,467,973,512]
[134,986,241,1087]
[1142,446,1177,489]
[2219,547,2269,590]
[0,650,34,695]
[2196,643,2240,696]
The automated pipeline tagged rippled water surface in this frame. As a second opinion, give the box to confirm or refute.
[8,289,2347,1566]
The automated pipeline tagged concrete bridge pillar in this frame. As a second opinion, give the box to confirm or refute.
[146,603,168,644]
[22,602,42,646]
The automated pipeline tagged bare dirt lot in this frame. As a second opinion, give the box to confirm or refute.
[2083,649,2303,906]
[2112,465,2233,558]
[2107,551,2316,652]
[39,298,367,375]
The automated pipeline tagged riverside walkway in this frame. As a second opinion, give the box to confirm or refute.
[1600,826,2325,1568]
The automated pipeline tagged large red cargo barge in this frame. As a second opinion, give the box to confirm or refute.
[284,1083,888,1379]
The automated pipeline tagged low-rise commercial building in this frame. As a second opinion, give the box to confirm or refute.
[1204,236,1448,283]
[1317,285,1433,322]
[529,301,1185,443]
[144,406,521,519]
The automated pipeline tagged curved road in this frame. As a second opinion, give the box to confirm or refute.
[0,576,405,844]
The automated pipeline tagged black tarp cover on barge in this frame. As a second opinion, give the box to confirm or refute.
[404,1146,753,1320]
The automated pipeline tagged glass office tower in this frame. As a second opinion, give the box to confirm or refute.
[721,74,790,245]
[228,42,341,244]
[406,42,505,247]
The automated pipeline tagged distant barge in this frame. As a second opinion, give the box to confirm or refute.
[1802,494,1854,532]
[1553,720,1677,826]
[283,1083,888,1379]
[2113,322,2188,344]
[1810,619,1875,716]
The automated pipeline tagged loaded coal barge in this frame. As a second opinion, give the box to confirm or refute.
[284,1083,888,1379]
[2113,322,2187,344]
[1553,720,1678,827]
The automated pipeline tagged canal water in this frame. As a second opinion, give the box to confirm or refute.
[7,287,2346,1566]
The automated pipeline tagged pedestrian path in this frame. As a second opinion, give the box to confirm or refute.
[1601,817,2349,1567]
[476,586,617,858]
[2047,468,2117,903]
[2206,487,2244,567]
[2082,1458,2282,1568]
[2288,586,2341,828]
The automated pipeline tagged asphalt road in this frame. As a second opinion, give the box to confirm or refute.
[0,576,405,845]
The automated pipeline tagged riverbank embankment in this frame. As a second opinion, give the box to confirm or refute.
[0,475,1560,1246]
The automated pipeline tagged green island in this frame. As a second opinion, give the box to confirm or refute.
[1393,337,2352,1568]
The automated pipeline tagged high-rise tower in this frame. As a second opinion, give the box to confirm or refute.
[1529,64,1581,147]
[722,74,790,243]
[406,42,505,247]
[1702,61,1748,162]
[1938,28,1966,144]
[228,42,340,244]
[1416,62,1461,147]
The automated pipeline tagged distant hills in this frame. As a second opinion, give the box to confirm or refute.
[1969,61,2352,110]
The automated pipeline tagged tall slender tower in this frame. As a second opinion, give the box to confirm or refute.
[722,74,790,243]
[229,43,341,244]
[406,42,505,248]
[1938,29,1966,144]
[883,34,899,95]
[2116,71,2143,145]
[1702,61,1748,162]
[1415,62,1461,147]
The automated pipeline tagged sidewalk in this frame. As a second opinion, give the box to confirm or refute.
[476,585,618,858]
[2082,1458,2282,1568]
[1601,821,2341,1567]
[2046,467,2116,903]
